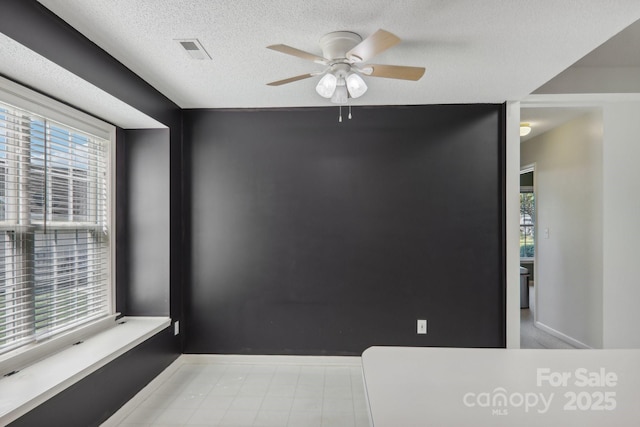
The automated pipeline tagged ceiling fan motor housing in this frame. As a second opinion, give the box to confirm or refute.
[319,31,362,61]
[330,63,351,79]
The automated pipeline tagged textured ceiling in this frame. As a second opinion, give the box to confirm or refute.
[34,0,640,109]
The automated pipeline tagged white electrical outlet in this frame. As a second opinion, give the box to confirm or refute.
[174,321,180,336]
[417,319,427,334]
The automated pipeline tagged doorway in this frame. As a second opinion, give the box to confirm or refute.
[519,166,535,313]
[518,106,602,349]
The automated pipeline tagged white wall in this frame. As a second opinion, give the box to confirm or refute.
[521,112,603,348]
[602,102,640,348]
[535,67,640,95]
[506,102,521,348]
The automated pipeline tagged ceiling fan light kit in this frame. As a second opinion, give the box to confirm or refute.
[331,84,349,104]
[345,73,367,98]
[267,29,426,121]
[315,73,337,98]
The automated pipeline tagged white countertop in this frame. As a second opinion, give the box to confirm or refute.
[362,346,640,427]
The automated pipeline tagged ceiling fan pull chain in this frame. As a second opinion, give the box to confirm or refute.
[339,105,343,122]
[348,104,352,120]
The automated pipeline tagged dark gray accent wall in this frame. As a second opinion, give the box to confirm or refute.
[184,105,506,355]
[117,129,171,315]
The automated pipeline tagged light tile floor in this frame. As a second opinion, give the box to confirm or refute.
[102,356,371,427]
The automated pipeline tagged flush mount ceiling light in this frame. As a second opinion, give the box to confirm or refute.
[520,123,532,136]
[266,29,426,121]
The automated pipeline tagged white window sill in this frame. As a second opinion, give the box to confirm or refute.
[0,316,171,425]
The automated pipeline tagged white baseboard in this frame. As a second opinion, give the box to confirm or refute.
[181,353,362,366]
[534,321,592,349]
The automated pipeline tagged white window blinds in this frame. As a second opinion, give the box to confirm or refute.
[0,100,111,355]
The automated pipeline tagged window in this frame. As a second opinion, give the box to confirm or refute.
[0,88,112,357]
[520,187,535,260]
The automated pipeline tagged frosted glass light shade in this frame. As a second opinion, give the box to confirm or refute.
[331,85,348,104]
[316,73,337,98]
[346,73,367,98]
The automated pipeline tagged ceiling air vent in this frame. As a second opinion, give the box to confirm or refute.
[175,38,211,60]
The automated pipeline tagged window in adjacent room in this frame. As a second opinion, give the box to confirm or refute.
[520,170,535,261]
[0,80,113,358]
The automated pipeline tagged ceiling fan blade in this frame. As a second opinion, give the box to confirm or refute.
[267,44,328,64]
[267,73,315,86]
[346,29,401,63]
[364,64,426,81]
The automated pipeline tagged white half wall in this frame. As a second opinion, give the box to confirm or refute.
[602,102,640,348]
[521,112,603,348]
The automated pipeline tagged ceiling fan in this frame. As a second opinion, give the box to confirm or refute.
[266,29,425,104]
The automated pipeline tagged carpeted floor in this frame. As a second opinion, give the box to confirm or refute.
[520,284,578,349]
